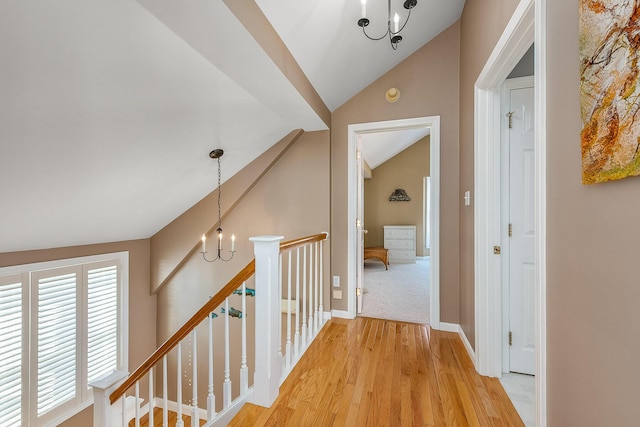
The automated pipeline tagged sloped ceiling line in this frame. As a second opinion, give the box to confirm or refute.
[224,0,331,126]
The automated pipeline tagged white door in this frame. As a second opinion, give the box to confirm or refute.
[356,140,364,314]
[506,77,535,375]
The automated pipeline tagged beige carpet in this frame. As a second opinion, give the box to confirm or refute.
[360,256,430,324]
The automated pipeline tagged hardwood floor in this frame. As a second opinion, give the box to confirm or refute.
[230,317,525,427]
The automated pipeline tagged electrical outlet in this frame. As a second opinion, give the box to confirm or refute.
[332,276,340,287]
[333,290,342,300]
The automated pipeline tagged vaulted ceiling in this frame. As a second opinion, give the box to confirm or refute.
[0,0,464,253]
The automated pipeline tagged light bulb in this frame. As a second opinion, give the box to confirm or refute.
[394,13,400,33]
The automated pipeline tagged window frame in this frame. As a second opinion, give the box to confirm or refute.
[0,252,129,427]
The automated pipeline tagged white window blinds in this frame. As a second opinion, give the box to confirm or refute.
[33,269,79,418]
[0,276,25,427]
[0,252,127,426]
[87,264,119,385]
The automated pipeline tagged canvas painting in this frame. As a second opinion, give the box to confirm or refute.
[580,0,640,184]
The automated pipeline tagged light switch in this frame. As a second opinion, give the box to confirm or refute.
[464,190,471,206]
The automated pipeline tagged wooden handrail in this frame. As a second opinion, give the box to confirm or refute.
[279,232,328,252]
[110,259,255,404]
[108,232,328,405]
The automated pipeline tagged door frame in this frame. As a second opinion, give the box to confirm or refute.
[356,136,364,314]
[474,0,546,425]
[347,116,441,329]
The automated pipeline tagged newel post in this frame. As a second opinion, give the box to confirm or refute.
[90,370,128,427]
[250,235,284,407]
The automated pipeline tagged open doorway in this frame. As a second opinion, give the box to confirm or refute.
[346,116,441,329]
[359,130,431,324]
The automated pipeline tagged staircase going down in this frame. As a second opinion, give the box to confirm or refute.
[91,233,329,427]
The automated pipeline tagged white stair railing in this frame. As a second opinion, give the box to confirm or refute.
[278,234,329,378]
[91,232,328,427]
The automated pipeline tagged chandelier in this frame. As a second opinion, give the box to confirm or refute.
[201,149,236,262]
[357,0,417,50]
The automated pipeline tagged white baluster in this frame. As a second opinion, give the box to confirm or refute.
[135,382,140,427]
[191,329,198,427]
[302,244,307,347]
[319,239,324,327]
[315,241,319,333]
[278,252,283,360]
[286,250,292,370]
[308,243,314,340]
[176,342,184,427]
[294,247,300,358]
[207,310,215,420]
[223,298,231,408]
[240,282,248,394]
[148,367,154,427]
[122,394,127,427]
[163,355,168,427]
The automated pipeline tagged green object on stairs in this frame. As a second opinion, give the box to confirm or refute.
[233,288,256,297]
[221,306,243,318]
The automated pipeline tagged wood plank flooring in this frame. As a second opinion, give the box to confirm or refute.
[230,317,525,427]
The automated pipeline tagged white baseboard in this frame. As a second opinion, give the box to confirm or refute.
[152,397,207,420]
[205,389,253,427]
[323,310,332,321]
[330,309,352,319]
[437,322,459,333]
[436,322,476,368]
[151,391,252,427]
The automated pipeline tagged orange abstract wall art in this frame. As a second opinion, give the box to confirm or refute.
[580,0,640,184]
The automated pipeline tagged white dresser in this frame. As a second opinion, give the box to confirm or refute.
[383,225,416,264]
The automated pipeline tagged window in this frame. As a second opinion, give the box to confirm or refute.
[0,253,128,427]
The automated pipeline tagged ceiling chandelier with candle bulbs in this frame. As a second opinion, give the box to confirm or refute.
[201,149,236,262]
[357,0,418,50]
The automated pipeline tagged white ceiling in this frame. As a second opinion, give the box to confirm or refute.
[0,0,463,253]
[256,0,465,111]
[360,127,431,169]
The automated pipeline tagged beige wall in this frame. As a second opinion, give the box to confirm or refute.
[0,239,156,427]
[458,0,520,347]
[154,130,330,407]
[331,22,461,320]
[364,136,430,256]
[546,1,640,424]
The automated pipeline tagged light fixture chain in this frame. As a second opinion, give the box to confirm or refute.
[217,156,222,229]
[202,148,235,262]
